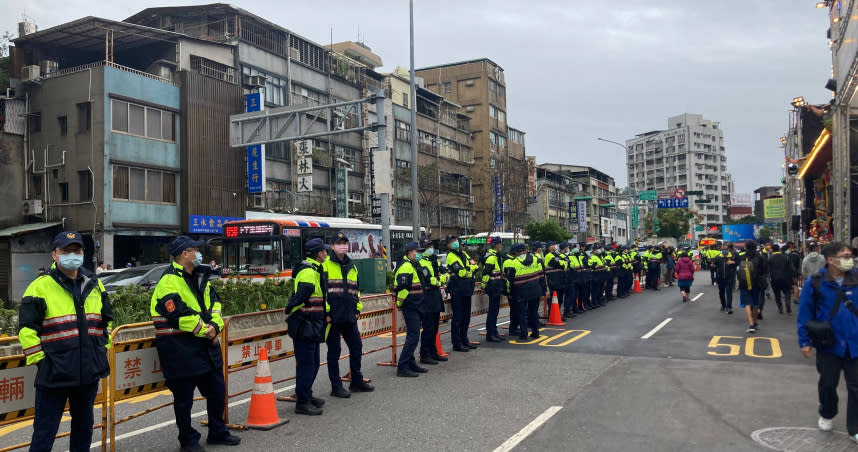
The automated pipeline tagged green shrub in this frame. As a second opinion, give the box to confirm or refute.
[0,306,18,336]
[109,285,153,326]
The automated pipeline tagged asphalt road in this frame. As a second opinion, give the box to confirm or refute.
[4,276,856,451]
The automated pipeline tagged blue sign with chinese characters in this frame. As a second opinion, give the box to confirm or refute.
[248,145,264,193]
[495,203,504,231]
[656,197,689,209]
[189,215,244,234]
[246,93,262,113]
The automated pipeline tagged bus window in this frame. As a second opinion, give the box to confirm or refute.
[283,238,302,271]
[223,238,282,275]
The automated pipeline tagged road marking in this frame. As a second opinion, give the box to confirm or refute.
[479,320,510,331]
[691,293,703,301]
[493,405,563,452]
[87,384,297,450]
[641,318,673,339]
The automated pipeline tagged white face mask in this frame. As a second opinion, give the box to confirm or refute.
[333,244,349,255]
[838,257,855,272]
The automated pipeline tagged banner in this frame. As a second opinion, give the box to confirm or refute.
[568,201,577,226]
[527,156,537,197]
[763,197,785,220]
[245,93,265,194]
[577,200,588,233]
[730,193,753,207]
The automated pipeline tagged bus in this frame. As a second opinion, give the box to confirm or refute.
[459,232,530,256]
[697,238,722,252]
[217,212,421,278]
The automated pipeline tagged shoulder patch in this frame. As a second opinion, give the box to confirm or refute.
[165,299,176,313]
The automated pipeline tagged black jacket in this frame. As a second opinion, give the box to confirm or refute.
[768,253,795,283]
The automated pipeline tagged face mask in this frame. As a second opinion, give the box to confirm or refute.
[838,257,855,272]
[334,244,349,254]
[450,241,460,250]
[192,251,203,268]
[58,252,84,271]
[416,252,423,261]
[573,248,580,253]
[424,248,434,256]
[585,250,592,256]
[722,250,727,255]
[784,250,790,254]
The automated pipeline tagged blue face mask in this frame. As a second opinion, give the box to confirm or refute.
[58,252,84,271]
[415,252,423,261]
[450,241,460,250]
[424,248,434,256]
[573,248,580,253]
[192,251,203,268]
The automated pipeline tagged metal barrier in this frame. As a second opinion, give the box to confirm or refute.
[0,336,108,452]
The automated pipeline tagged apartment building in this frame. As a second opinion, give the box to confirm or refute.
[537,164,621,243]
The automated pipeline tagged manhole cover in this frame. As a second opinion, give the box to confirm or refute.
[752,427,855,451]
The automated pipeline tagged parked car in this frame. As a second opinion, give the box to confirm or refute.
[99,263,170,293]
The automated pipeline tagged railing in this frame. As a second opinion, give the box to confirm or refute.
[40,60,178,86]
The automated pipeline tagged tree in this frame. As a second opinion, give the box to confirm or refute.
[0,31,12,91]
[524,219,572,242]
[643,208,694,239]
[756,225,772,243]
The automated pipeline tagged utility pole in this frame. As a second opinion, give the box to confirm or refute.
[376,90,392,270]
[408,0,421,239]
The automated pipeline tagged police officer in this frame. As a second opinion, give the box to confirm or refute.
[504,246,524,336]
[603,247,618,301]
[284,238,329,415]
[481,236,506,342]
[544,241,568,317]
[419,238,448,363]
[560,242,578,319]
[19,231,113,452]
[394,242,428,377]
[445,235,478,351]
[504,243,543,340]
[324,232,374,398]
[645,246,663,290]
[576,245,594,310]
[589,244,608,307]
[150,236,240,451]
[706,245,721,286]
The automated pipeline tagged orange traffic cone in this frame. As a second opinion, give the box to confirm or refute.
[245,348,289,430]
[547,292,565,326]
[435,331,450,358]
[633,278,642,294]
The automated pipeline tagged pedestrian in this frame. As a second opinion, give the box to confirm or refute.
[714,243,737,314]
[284,237,329,415]
[675,250,695,302]
[738,240,768,333]
[394,241,428,377]
[797,241,858,440]
[18,231,112,452]
[150,235,240,450]
[664,247,676,288]
[768,244,795,314]
[95,261,106,274]
[418,238,448,362]
[802,242,826,280]
[445,235,478,351]
[503,243,543,340]
[544,241,568,315]
[323,232,374,398]
[481,236,506,342]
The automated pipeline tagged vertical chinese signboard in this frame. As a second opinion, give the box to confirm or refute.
[296,139,313,192]
[494,173,504,231]
[577,200,588,233]
[246,93,265,193]
[527,156,537,198]
[568,201,577,228]
[336,167,348,217]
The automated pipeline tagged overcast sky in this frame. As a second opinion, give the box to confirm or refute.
[1,0,833,193]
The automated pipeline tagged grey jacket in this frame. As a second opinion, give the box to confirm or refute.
[801,252,826,279]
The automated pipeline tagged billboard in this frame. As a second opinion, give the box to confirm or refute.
[527,156,537,197]
[722,223,779,243]
[763,197,785,220]
[730,193,753,207]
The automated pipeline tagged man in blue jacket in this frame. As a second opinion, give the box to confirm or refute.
[797,241,858,440]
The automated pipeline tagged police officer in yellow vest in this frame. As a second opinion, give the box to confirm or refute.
[394,241,428,377]
[544,242,569,318]
[285,238,330,415]
[706,245,721,286]
[503,243,544,340]
[150,236,239,452]
[19,231,112,452]
[481,236,506,342]
[445,235,478,351]
[324,232,374,398]
[418,238,448,363]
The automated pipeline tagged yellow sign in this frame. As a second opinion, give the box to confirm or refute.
[763,197,785,220]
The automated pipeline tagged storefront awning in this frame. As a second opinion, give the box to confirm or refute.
[0,222,61,238]
[799,129,831,179]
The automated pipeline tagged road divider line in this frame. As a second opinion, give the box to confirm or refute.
[87,384,297,450]
[641,318,673,340]
[479,320,510,331]
[692,293,703,302]
[493,405,563,452]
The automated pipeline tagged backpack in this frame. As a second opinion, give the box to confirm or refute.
[737,256,754,290]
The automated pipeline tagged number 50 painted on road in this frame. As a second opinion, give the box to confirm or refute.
[707,336,782,359]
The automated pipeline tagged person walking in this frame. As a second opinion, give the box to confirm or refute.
[394,242,428,377]
[714,243,738,314]
[768,244,795,314]
[802,242,827,280]
[503,244,543,340]
[419,238,448,363]
[445,235,478,351]
[481,236,506,342]
[284,238,329,415]
[150,236,240,450]
[797,241,858,440]
[18,232,113,452]
[323,232,374,398]
[738,241,768,333]
[675,251,696,302]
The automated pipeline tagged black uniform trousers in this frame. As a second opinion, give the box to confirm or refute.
[717,275,735,309]
[508,296,522,335]
[327,321,364,388]
[293,339,321,405]
[165,370,229,447]
[523,298,541,337]
[31,382,99,452]
[576,274,592,309]
[398,305,423,371]
[450,294,472,347]
[420,311,441,358]
[563,280,577,315]
[646,263,660,289]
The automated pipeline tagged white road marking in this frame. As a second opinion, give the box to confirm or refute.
[493,405,563,452]
[87,384,297,450]
[641,318,673,340]
[692,293,704,302]
[479,320,510,331]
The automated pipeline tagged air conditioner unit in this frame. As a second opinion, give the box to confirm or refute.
[467,195,475,204]
[23,199,43,215]
[246,74,266,88]
[465,106,475,112]
[252,195,265,208]
[289,47,301,60]
[465,79,475,86]
[22,65,40,83]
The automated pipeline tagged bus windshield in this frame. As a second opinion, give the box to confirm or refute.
[223,238,282,275]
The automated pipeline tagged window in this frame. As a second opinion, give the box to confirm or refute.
[489,105,496,118]
[111,99,176,142]
[29,114,41,133]
[402,92,408,107]
[395,159,410,168]
[497,84,505,97]
[59,182,68,202]
[396,199,413,221]
[242,66,284,106]
[442,82,451,93]
[78,170,92,201]
[77,102,91,133]
[58,116,67,136]
[394,120,410,142]
[112,164,177,204]
[489,80,497,92]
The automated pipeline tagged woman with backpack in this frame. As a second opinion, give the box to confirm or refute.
[675,251,696,302]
